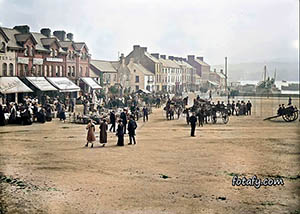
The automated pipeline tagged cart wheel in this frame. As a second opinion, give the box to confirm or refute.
[212,117,217,124]
[222,114,229,124]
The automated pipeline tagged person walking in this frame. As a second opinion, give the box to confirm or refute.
[143,106,148,122]
[116,120,124,146]
[85,120,96,148]
[99,119,108,147]
[231,101,235,116]
[109,110,116,132]
[120,109,127,134]
[189,113,197,137]
[128,115,137,145]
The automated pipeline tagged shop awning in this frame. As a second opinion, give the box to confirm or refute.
[81,77,102,89]
[25,77,57,91]
[46,77,80,92]
[207,80,219,86]
[136,89,151,94]
[0,77,33,94]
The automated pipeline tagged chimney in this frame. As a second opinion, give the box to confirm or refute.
[220,69,224,74]
[14,25,30,34]
[40,28,51,38]
[214,68,217,73]
[141,47,147,53]
[67,33,73,41]
[187,55,195,61]
[197,56,204,61]
[151,53,159,59]
[168,56,174,60]
[133,45,140,50]
[160,55,166,60]
[120,53,125,65]
[182,58,187,62]
[174,57,179,61]
[53,30,66,41]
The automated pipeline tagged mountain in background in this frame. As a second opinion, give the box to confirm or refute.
[212,60,299,82]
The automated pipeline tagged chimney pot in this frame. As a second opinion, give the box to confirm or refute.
[197,56,204,61]
[14,25,30,34]
[53,30,66,41]
[67,33,73,41]
[160,55,166,60]
[40,28,51,38]
[151,53,159,59]
[187,55,195,61]
[168,56,174,60]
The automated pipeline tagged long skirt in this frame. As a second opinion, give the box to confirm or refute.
[117,135,124,146]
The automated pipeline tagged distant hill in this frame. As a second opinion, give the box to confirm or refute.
[212,61,299,82]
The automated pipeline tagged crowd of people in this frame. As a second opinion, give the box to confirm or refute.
[84,106,149,148]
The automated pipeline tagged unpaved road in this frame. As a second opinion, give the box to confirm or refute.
[0,98,299,214]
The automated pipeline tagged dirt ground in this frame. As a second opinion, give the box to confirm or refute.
[0,96,299,214]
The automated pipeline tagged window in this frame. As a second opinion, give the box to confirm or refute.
[72,66,75,77]
[9,63,13,76]
[68,51,72,60]
[50,65,54,76]
[24,65,28,76]
[38,65,42,76]
[85,67,89,76]
[0,42,6,53]
[135,75,139,83]
[31,65,36,76]
[80,67,83,76]
[30,47,34,56]
[135,85,139,91]
[56,66,59,76]
[24,46,29,56]
[2,63,7,76]
[68,66,71,77]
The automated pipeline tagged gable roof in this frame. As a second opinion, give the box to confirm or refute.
[15,33,38,45]
[128,62,154,76]
[73,42,88,52]
[159,58,181,68]
[0,27,23,49]
[31,32,50,52]
[90,60,118,73]
[194,58,210,67]
[144,52,160,63]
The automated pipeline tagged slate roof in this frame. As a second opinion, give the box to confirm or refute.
[159,58,181,69]
[144,52,160,63]
[128,62,154,76]
[0,27,23,49]
[90,60,118,73]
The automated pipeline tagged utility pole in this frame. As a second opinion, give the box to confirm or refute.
[225,57,228,100]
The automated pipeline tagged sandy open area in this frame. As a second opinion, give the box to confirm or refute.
[0,97,299,214]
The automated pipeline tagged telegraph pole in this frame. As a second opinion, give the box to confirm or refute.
[225,57,228,101]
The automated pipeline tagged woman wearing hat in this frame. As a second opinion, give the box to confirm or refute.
[85,120,96,148]
[99,119,108,147]
[116,120,124,146]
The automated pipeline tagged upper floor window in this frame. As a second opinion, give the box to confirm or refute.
[80,67,83,76]
[85,67,89,76]
[54,49,58,57]
[9,63,14,76]
[24,45,30,56]
[30,47,34,56]
[135,75,139,83]
[0,42,6,53]
[2,63,7,76]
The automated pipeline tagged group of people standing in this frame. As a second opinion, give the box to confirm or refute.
[85,106,150,148]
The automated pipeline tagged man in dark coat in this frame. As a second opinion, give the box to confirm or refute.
[116,120,124,146]
[0,105,5,126]
[143,106,148,122]
[120,109,127,134]
[128,116,137,145]
[231,101,235,116]
[246,100,252,115]
[109,111,116,132]
[99,119,108,147]
[189,113,197,137]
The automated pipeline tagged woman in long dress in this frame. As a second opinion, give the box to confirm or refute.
[116,120,124,146]
[85,120,96,148]
[99,119,108,147]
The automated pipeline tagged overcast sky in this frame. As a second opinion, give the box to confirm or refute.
[0,0,298,65]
